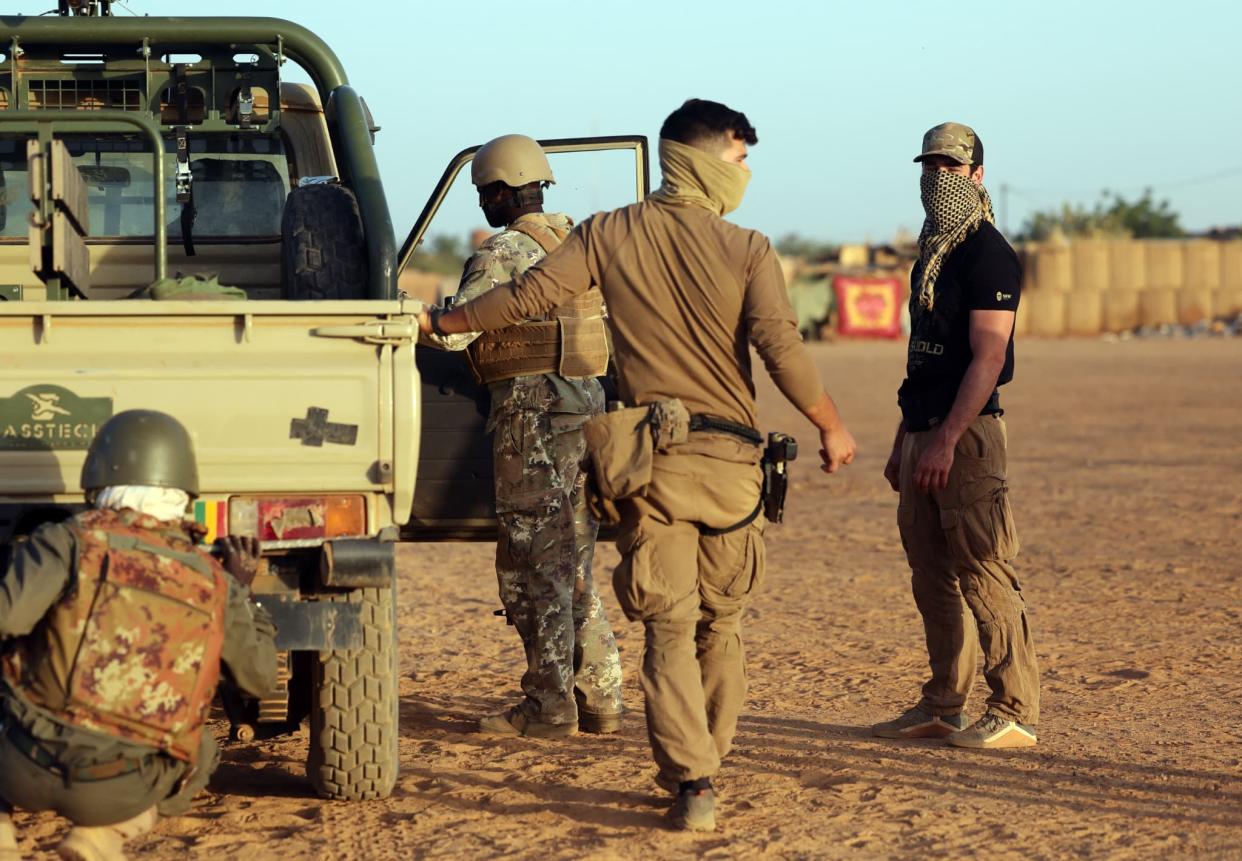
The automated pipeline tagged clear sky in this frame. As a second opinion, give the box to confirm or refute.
[106,0,1242,245]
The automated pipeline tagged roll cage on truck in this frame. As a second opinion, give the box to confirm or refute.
[0,4,649,801]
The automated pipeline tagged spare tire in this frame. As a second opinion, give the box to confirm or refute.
[281,183,369,300]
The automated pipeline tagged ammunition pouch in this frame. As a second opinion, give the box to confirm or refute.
[467,288,609,384]
[582,399,690,524]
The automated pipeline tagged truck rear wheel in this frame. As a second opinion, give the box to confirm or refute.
[306,585,399,800]
[281,183,369,300]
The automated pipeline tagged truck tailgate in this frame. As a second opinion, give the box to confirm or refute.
[0,300,419,527]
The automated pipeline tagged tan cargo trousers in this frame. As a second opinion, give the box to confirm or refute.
[613,452,764,784]
[898,414,1040,725]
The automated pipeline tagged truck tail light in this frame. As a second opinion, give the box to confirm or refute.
[228,495,366,541]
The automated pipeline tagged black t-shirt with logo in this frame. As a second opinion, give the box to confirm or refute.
[898,221,1021,429]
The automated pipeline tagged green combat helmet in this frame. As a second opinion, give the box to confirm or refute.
[81,409,200,496]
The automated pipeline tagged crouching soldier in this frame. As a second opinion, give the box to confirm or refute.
[0,410,277,861]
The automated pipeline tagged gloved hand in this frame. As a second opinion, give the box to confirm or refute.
[217,535,262,587]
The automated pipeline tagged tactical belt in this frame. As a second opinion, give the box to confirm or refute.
[1,717,146,782]
[903,390,1002,433]
[688,414,764,446]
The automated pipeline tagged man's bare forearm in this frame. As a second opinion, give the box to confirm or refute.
[939,354,1005,444]
[802,390,846,433]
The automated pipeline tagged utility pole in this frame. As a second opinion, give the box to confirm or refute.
[1000,182,1010,236]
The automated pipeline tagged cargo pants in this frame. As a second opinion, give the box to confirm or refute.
[0,697,216,826]
[897,414,1040,724]
[613,452,764,783]
[493,398,624,726]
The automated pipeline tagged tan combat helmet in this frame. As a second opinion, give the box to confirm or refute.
[81,409,200,496]
[471,134,555,188]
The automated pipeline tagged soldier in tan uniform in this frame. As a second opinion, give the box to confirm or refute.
[423,101,857,831]
[422,134,623,738]
[0,410,277,861]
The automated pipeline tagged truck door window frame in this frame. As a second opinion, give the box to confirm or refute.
[397,135,650,277]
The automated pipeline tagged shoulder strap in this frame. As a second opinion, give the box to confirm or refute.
[507,219,567,256]
[105,531,215,579]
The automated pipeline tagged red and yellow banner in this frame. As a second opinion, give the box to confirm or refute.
[833,276,903,339]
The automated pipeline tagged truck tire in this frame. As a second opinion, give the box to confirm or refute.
[306,585,399,800]
[281,184,369,301]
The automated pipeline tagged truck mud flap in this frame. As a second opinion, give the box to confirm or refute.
[257,595,366,651]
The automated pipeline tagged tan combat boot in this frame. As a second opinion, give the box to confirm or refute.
[477,705,577,739]
[56,806,158,861]
[0,811,22,861]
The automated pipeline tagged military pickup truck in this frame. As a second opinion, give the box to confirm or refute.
[0,7,648,802]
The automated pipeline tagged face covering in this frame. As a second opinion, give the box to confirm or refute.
[915,169,995,309]
[94,485,191,523]
[648,138,751,216]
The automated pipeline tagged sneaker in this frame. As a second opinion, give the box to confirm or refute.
[872,706,968,739]
[946,712,1037,749]
[477,706,577,739]
[57,805,158,861]
[578,710,623,734]
[666,780,715,832]
[0,811,19,861]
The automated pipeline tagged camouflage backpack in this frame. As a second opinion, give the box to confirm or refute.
[3,509,228,763]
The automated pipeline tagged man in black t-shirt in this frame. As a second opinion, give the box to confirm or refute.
[872,122,1041,750]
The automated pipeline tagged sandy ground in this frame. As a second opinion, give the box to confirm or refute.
[11,338,1242,860]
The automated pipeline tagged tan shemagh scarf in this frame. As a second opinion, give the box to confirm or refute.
[916,170,995,309]
[648,138,751,216]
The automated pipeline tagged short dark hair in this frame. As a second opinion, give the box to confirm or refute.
[660,99,758,152]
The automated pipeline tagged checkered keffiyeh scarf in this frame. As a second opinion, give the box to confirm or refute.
[916,171,995,309]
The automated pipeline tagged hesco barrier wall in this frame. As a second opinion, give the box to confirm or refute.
[1015,239,1242,337]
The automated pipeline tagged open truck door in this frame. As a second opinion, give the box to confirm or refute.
[398,136,650,540]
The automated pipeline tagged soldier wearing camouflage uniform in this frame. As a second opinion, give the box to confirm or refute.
[423,134,623,737]
[0,410,277,861]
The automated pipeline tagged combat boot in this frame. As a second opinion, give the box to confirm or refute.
[666,779,716,832]
[56,805,157,861]
[578,710,623,734]
[0,811,21,861]
[477,706,577,739]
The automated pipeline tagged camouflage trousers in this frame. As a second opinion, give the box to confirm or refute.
[492,403,623,726]
[0,694,216,826]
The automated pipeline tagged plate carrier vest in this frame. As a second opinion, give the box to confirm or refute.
[466,219,610,384]
[2,508,228,764]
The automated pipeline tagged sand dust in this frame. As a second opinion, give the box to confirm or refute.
[10,338,1242,859]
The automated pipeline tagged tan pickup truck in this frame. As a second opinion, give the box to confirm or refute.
[0,12,648,802]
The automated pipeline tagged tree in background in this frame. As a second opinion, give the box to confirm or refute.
[776,233,840,263]
[409,233,468,275]
[1018,189,1183,241]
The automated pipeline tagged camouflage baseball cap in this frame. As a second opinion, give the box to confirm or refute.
[913,122,983,166]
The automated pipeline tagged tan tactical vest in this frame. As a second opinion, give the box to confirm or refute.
[1,509,228,763]
[467,219,610,384]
